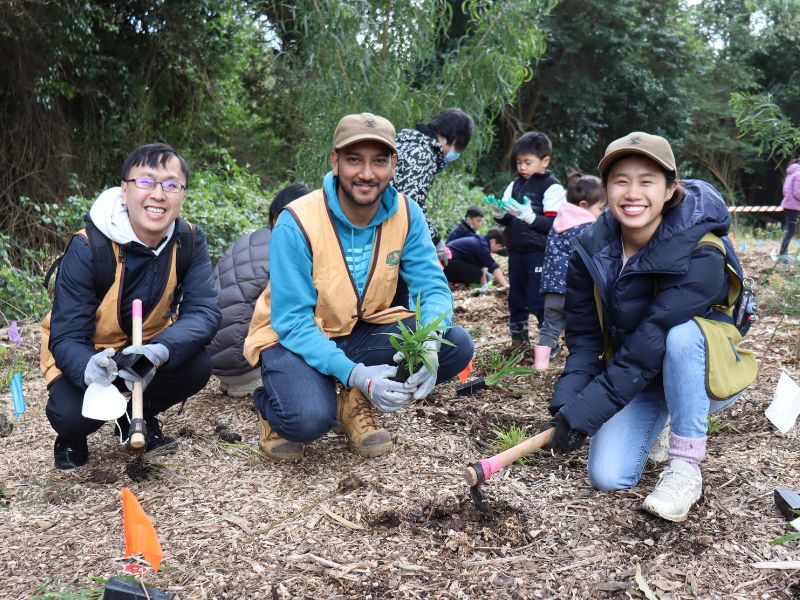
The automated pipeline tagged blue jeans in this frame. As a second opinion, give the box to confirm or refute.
[508,250,545,326]
[587,320,739,491]
[253,319,474,443]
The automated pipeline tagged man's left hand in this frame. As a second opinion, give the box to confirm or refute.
[117,343,169,391]
[401,337,441,400]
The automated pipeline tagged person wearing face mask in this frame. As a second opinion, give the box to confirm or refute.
[391,108,475,304]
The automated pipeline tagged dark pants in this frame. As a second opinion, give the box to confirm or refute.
[46,349,213,440]
[537,292,566,348]
[508,250,545,326]
[444,260,483,284]
[780,209,800,255]
[253,319,474,443]
[391,277,410,309]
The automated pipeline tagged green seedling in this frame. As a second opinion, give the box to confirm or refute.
[380,295,454,381]
[476,348,508,375]
[484,352,534,387]
[707,414,730,436]
[490,423,540,465]
[769,529,800,545]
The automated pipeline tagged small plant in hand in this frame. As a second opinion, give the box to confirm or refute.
[382,298,453,383]
[484,352,534,387]
[491,423,540,465]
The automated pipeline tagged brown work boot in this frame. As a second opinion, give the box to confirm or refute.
[257,414,303,461]
[336,388,393,457]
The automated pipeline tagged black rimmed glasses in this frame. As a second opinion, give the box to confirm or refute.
[124,177,186,194]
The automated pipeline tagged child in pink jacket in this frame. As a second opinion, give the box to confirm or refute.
[534,175,606,370]
[779,158,800,256]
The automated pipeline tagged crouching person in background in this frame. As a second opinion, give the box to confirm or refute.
[40,143,221,469]
[244,113,473,462]
[208,183,310,397]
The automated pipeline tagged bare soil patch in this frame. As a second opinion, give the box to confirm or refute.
[1,241,799,598]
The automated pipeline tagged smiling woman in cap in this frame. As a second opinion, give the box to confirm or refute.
[538,131,757,522]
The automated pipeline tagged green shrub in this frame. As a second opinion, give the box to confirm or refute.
[426,172,488,240]
[183,156,271,263]
[760,270,800,318]
[0,233,51,320]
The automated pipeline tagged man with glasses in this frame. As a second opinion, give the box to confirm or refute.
[40,142,221,469]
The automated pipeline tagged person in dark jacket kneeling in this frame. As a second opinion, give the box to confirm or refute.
[209,184,310,397]
[542,132,757,522]
[40,143,222,469]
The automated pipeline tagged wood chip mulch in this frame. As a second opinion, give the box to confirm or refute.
[1,242,799,599]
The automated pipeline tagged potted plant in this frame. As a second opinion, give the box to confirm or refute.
[383,298,454,383]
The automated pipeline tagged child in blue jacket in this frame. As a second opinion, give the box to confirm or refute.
[534,175,606,369]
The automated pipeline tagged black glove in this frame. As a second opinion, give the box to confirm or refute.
[540,412,586,453]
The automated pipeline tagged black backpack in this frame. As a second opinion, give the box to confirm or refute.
[44,217,195,301]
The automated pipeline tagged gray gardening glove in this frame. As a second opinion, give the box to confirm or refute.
[401,337,441,400]
[84,348,118,387]
[348,363,412,413]
[117,343,169,392]
[435,239,449,266]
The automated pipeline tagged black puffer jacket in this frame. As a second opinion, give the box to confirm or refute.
[208,228,270,377]
[550,180,731,435]
[494,172,561,252]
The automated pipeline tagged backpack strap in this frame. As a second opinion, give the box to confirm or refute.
[593,285,612,363]
[84,221,119,300]
[695,232,742,315]
[174,217,195,284]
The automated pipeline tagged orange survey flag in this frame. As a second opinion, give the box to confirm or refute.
[458,359,473,384]
[121,487,164,573]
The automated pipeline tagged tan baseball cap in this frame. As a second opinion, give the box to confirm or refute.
[333,113,396,153]
[598,132,677,178]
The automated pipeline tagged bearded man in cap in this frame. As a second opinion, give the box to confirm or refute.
[245,113,474,461]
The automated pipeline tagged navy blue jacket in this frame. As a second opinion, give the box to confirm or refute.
[551,180,731,435]
[446,220,478,244]
[447,235,499,271]
[49,225,221,390]
[495,172,561,252]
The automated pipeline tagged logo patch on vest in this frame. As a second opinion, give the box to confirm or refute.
[386,250,401,267]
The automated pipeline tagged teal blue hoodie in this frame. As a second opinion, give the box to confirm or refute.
[269,171,453,384]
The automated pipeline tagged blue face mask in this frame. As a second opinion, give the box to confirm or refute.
[444,149,461,164]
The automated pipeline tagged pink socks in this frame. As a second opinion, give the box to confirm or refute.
[668,432,707,475]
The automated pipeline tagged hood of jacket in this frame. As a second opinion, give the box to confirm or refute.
[89,187,174,255]
[553,202,597,233]
[787,163,800,177]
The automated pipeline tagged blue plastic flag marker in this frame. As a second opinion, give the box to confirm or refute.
[758,239,763,249]
[741,241,747,253]
[796,238,800,247]
[11,372,25,418]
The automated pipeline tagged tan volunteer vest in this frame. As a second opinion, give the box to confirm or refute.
[40,230,181,385]
[244,189,414,366]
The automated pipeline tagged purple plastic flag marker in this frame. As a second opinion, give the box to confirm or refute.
[8,322,21,345]
[11,372,25,418]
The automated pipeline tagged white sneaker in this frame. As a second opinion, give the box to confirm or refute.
[643,459,702,522]
[647,420,670,464]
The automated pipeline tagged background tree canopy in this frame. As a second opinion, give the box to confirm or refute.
[0,0,799,320]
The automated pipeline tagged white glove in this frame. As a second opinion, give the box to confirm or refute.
[84,348,118,387]
[348,363,413,412]
[490,205,507,219]
[398,337,441,400]
[117,343,169,391]
[507,199,536,224]
[435,240,449,266]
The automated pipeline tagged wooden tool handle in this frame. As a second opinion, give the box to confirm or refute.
[464,428,554,486]
[129,299,146,449]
